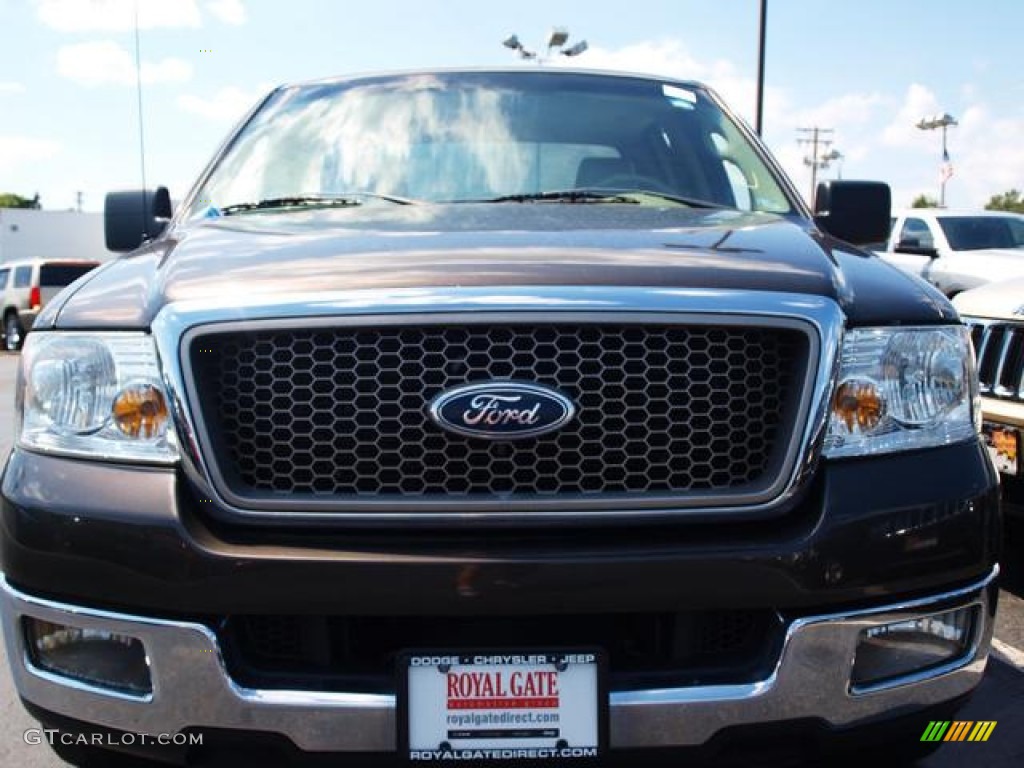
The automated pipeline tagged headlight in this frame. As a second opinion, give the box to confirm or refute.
[19,333,177,463]
[823,326,978,458]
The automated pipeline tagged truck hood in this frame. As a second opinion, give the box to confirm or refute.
[47,204,954,329]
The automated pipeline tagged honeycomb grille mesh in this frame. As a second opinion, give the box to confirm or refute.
[190,324,806,500]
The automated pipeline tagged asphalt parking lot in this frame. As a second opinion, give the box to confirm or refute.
[0,351,1019,766]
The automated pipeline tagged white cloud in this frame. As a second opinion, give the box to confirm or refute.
[881,83,941,147]
[206,0,245,25]
[950,108,1024,208]
[36,0,201,32]
[550,39,786,127]
[57,41,193,86]
[793,93,883,131]
[178,86,260,122]
[957,105,988,139]
[554,39,707,80]
[0,82,26,94]
[0,136,61,173]
[871,84,1024,207]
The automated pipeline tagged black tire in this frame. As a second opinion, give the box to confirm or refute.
[4,311,24,352]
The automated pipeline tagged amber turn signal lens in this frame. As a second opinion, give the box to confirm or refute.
[112,384,169,438]
[834,379,884,432]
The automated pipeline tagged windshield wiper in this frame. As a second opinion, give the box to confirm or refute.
[220,191,415,215]
[609,190,729,208]
[469,190,639,204]
[463,188,728,208]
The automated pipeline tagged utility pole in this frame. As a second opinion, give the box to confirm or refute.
[797,127,835,207]
[75,191,83,212]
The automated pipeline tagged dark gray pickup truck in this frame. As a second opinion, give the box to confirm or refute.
[0,69,999,766]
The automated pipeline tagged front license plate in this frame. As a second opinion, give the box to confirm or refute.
[401,651,603,762]
[983,422,1019,476]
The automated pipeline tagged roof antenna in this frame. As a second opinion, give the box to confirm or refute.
[133,0,149,241]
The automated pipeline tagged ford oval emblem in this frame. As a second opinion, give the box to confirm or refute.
[428,382,576,441]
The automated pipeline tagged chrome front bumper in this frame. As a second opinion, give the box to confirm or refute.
[0,570,997,753]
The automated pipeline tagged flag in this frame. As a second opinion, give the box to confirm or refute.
[941,148,954,182]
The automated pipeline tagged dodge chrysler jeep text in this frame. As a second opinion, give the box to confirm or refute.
[0,69,999,766]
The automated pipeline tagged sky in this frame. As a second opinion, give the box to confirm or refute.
[0,0,1020,213]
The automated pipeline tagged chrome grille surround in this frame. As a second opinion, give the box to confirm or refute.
[963,317,1024,401]
[152,287,844,526]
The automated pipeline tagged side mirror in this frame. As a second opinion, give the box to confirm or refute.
[894,239,939,258]
[813,180,891,247]
[104,187,173,252]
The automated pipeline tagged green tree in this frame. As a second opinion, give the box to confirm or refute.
[0,192,41,209]
[911,194,938,209]
[985,189,1024,213]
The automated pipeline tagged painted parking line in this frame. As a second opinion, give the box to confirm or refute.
[992,638,1024,669]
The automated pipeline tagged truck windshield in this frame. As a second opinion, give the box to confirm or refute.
[187,71,794,218]
[937,215,1024,250]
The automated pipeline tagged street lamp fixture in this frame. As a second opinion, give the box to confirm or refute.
[916,113,957,207]
[502,34,536,59]
[561,40,589,57]
[822,149,844,179]
[916,113,958,132]
[503,28,588,64]
[547,28,570,49]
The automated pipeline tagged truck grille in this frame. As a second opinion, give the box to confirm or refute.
[188,321,809,509]
[965,319,1024,401]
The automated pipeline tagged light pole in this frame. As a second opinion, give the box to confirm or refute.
[755,0,767,135]
[916,113,957,207]
[502,28,589,64]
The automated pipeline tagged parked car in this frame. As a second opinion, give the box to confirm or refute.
[955,277,1024,517]
[0,69,998,767]
[877,208,1024,297]
[0,259,100,351]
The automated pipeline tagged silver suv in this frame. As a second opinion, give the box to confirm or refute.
[0,260,99,351]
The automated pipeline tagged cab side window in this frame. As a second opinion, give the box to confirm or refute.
[898,218,935,249]
[13,266,32,288]
[0,269,9,291]
[1008,218,1024,247]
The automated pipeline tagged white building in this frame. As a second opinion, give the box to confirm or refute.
[0,209,114,264]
